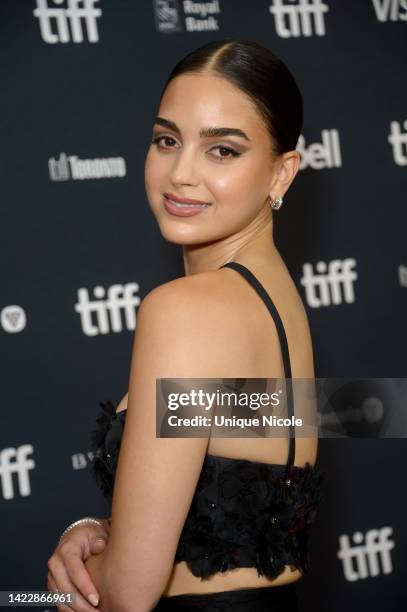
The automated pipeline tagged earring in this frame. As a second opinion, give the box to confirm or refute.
[269,196,283,210]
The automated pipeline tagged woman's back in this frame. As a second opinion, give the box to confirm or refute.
[116,255,316,466]
[206,256,317,468]
[108,256,320,596]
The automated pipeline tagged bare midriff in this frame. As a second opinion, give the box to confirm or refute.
[161,562,303,596]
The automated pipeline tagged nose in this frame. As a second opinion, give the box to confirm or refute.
[170,145,199,186]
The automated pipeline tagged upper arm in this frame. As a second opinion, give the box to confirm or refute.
[101,276,231,610]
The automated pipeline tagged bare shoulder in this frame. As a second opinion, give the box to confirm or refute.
[118,270,243,411]
[132,269,241,378]
[138,269,237,328]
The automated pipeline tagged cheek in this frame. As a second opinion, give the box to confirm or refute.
[208,161,265,206]
[144,148,167,196]
[208,171,236,197]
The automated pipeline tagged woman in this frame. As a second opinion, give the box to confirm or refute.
[47,38,326,611]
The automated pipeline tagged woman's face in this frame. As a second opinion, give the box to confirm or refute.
[144,72,278,245]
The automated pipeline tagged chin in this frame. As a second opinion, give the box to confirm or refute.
[154,213,217,245]
[156,222,210,245]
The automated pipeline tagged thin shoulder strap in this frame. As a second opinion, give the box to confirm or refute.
[220,261,295,469]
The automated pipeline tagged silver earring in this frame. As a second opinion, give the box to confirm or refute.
[269,196,283,210]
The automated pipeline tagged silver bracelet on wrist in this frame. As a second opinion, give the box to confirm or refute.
[59,517,103,544]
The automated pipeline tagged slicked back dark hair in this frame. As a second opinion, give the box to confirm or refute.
[159,38,303,158]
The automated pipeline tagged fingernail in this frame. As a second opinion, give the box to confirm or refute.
[88,593,99,606]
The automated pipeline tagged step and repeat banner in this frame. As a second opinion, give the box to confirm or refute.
[1,1,406,610]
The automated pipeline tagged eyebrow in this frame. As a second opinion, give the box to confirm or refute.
[154,117,251,142]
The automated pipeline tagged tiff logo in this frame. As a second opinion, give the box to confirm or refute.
[269,0,329,38]
[297,129,342,170]
[33,0,102,44]
[75,283,141,336]
[0,446,35,500]
[338,527,395,581]
[372,0,407,21]
[300,258,357,307]
[388,119,407,166]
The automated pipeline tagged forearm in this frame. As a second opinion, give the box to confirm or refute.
[80,515,153,611]
[84,551,114,612]
[84,550,157,612]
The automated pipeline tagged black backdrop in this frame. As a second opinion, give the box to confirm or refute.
[1,1,406,611]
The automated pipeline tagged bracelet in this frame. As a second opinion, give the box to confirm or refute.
[59,517,103,544]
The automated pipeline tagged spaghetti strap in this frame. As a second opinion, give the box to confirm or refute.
[219,261,296,469]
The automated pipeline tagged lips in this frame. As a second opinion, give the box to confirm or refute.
[163,195,211,217]
[163,192,211,206]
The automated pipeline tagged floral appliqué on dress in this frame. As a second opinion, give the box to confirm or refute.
[89,400,327,581]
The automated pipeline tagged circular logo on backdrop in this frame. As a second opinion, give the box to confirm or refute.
[1,305,27,333]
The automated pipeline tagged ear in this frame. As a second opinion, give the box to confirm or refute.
[269,150,301,200]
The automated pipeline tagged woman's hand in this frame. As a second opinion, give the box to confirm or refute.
[47,517,110,611]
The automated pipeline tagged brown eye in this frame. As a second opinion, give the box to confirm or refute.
[210,145,240,160]
[151,135,177,148]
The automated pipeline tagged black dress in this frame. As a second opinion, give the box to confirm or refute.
[89,261,327,611]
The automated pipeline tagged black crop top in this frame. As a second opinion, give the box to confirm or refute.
[89,261,327,581]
